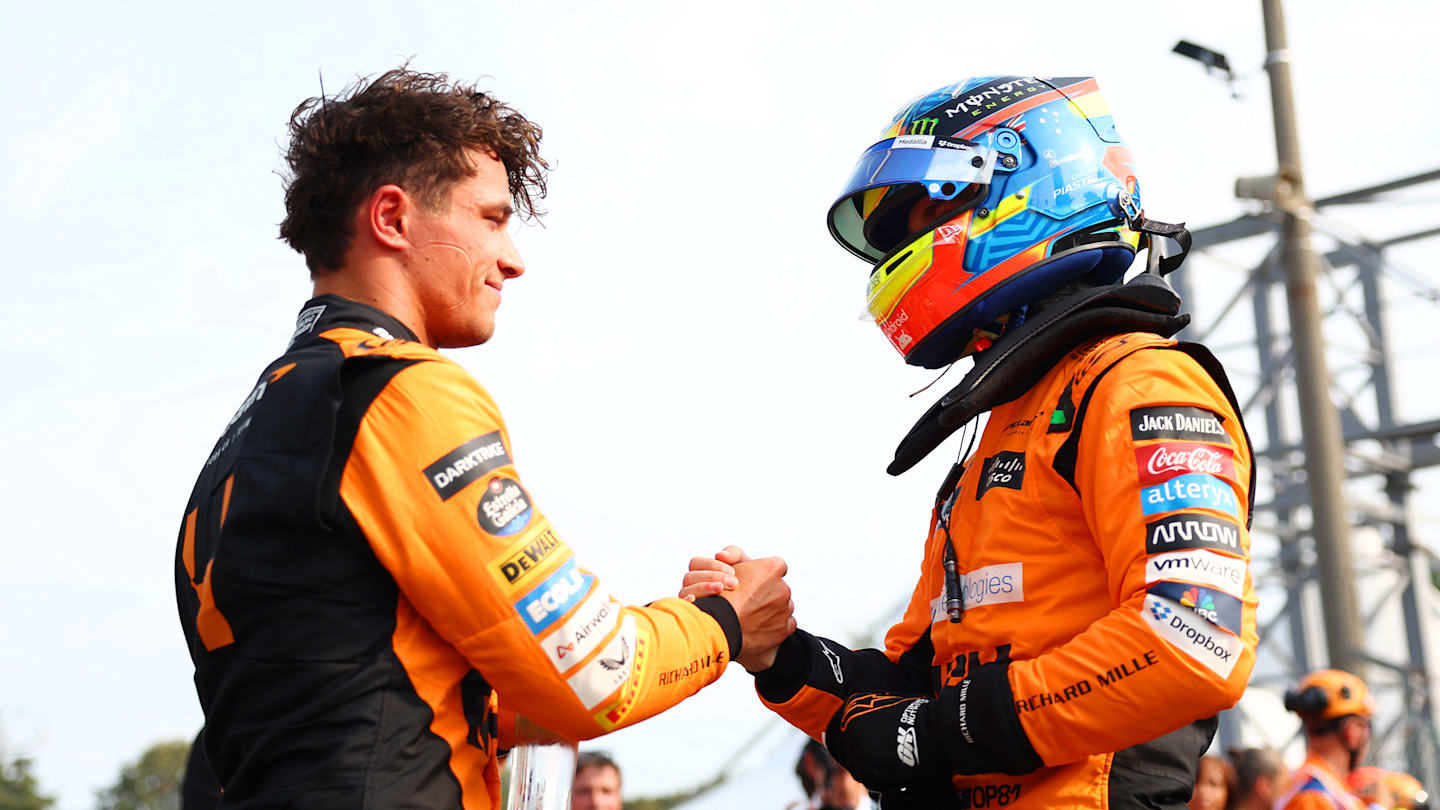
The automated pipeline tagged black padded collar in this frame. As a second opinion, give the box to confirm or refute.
[888,274,1189,475]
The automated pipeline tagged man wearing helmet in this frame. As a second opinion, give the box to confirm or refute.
[686,76,1258,808]
[1278,670,1376,810]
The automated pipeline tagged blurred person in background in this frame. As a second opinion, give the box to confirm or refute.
[572,752,622,810]
[1349,769,1430,810]
[794,738,871,810]
[1383,772,1430,810]
[1348,767,1396,810]
[684,74,1258,808]
[1188,755,1233,810]
[1275,669,1374,810]
[1223,746,1287,810]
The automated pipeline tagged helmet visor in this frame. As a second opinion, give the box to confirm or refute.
[828,137,998,262]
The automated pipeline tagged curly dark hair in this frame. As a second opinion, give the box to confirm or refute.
[279,67,548,276]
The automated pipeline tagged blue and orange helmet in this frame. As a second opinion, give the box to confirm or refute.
[828,75,1148,368]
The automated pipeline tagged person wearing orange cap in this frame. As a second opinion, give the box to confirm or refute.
[1275,669,1376,810]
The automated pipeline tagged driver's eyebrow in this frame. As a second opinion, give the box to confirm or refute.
[478,202,515,220]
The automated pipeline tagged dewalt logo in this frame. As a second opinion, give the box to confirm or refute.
[497,527,567,586]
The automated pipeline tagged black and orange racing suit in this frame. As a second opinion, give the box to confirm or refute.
[175,296,739,809]
[754,332,1258,808]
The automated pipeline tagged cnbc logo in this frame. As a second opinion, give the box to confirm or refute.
[1181,587,1220,623]
[908,117,938,136]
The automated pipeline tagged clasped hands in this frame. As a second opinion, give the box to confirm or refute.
[678,545,794,671]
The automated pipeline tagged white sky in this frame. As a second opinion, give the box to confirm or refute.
[3,1,1440,806]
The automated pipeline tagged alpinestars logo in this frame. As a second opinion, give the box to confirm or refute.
[896,698,927,767]
[819,641,843,684]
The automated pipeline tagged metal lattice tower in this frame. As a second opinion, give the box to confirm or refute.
[1173,167,1440,784]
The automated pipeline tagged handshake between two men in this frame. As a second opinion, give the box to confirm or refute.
[678,545,794,672]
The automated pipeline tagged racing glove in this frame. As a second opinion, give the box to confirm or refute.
[822,657,1042,789]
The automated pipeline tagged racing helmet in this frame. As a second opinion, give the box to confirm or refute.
[827,76,1148,368]
[1284,669,1375,720]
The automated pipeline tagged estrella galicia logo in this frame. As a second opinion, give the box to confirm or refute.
[425,431,512,501]
[478,477,533,536]
[1140,474,1240,519]
[1145,513,1242,555]
[515,559,592,635]
[1130,405,1231,444]
[1147,580,1242,636]
[975,451,1025,500]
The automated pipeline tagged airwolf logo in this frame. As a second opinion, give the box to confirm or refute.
[1140,474,1240,519]
[819,641,843,684]
[425,431,512,500]
[896,698,927,767]
[1145,514,1241,554]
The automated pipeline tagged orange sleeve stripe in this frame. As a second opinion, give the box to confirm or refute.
[182,506,235,650]
[195,560,235,650]
[182,509,198,581]
[760,685,843,740]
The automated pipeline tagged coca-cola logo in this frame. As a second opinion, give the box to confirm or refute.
[1135,442,1236,486]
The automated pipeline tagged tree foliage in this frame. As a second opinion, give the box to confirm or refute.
[0,753,54,810]
[95,740,190,810]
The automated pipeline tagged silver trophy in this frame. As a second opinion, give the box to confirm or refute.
[505,717,579,810]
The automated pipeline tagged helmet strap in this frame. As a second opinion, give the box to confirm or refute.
[1131,214,1193,276]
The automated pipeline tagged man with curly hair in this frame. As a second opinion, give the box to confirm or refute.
[173,68,794,809]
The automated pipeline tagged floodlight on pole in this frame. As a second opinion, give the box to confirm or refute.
[1173,40,1235,78]
[1173,40,1241,98]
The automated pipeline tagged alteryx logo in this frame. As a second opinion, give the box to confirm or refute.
[515,559,592,635]
[1140,473,1240,519]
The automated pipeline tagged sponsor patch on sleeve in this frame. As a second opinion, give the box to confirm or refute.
[568,615,637,710]
[1141,595,1242,677]
[594,630,651,731]
[1135,442,1236,486]
[1145,513,1242,555]
[425,431,513,500]
[478,477,533,536]
[493,524,568,590]
[1145,550,1247,598]
[515,559,593,635]
[1140,473,1241,519]
[1130,405,1231,444]
[1146,580,1243,636]
[541,586,618,674]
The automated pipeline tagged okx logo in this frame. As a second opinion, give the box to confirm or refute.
[1147,580,1242,636]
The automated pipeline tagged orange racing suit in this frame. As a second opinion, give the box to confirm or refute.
[754,332,1258,809]
[175,296,738,809]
